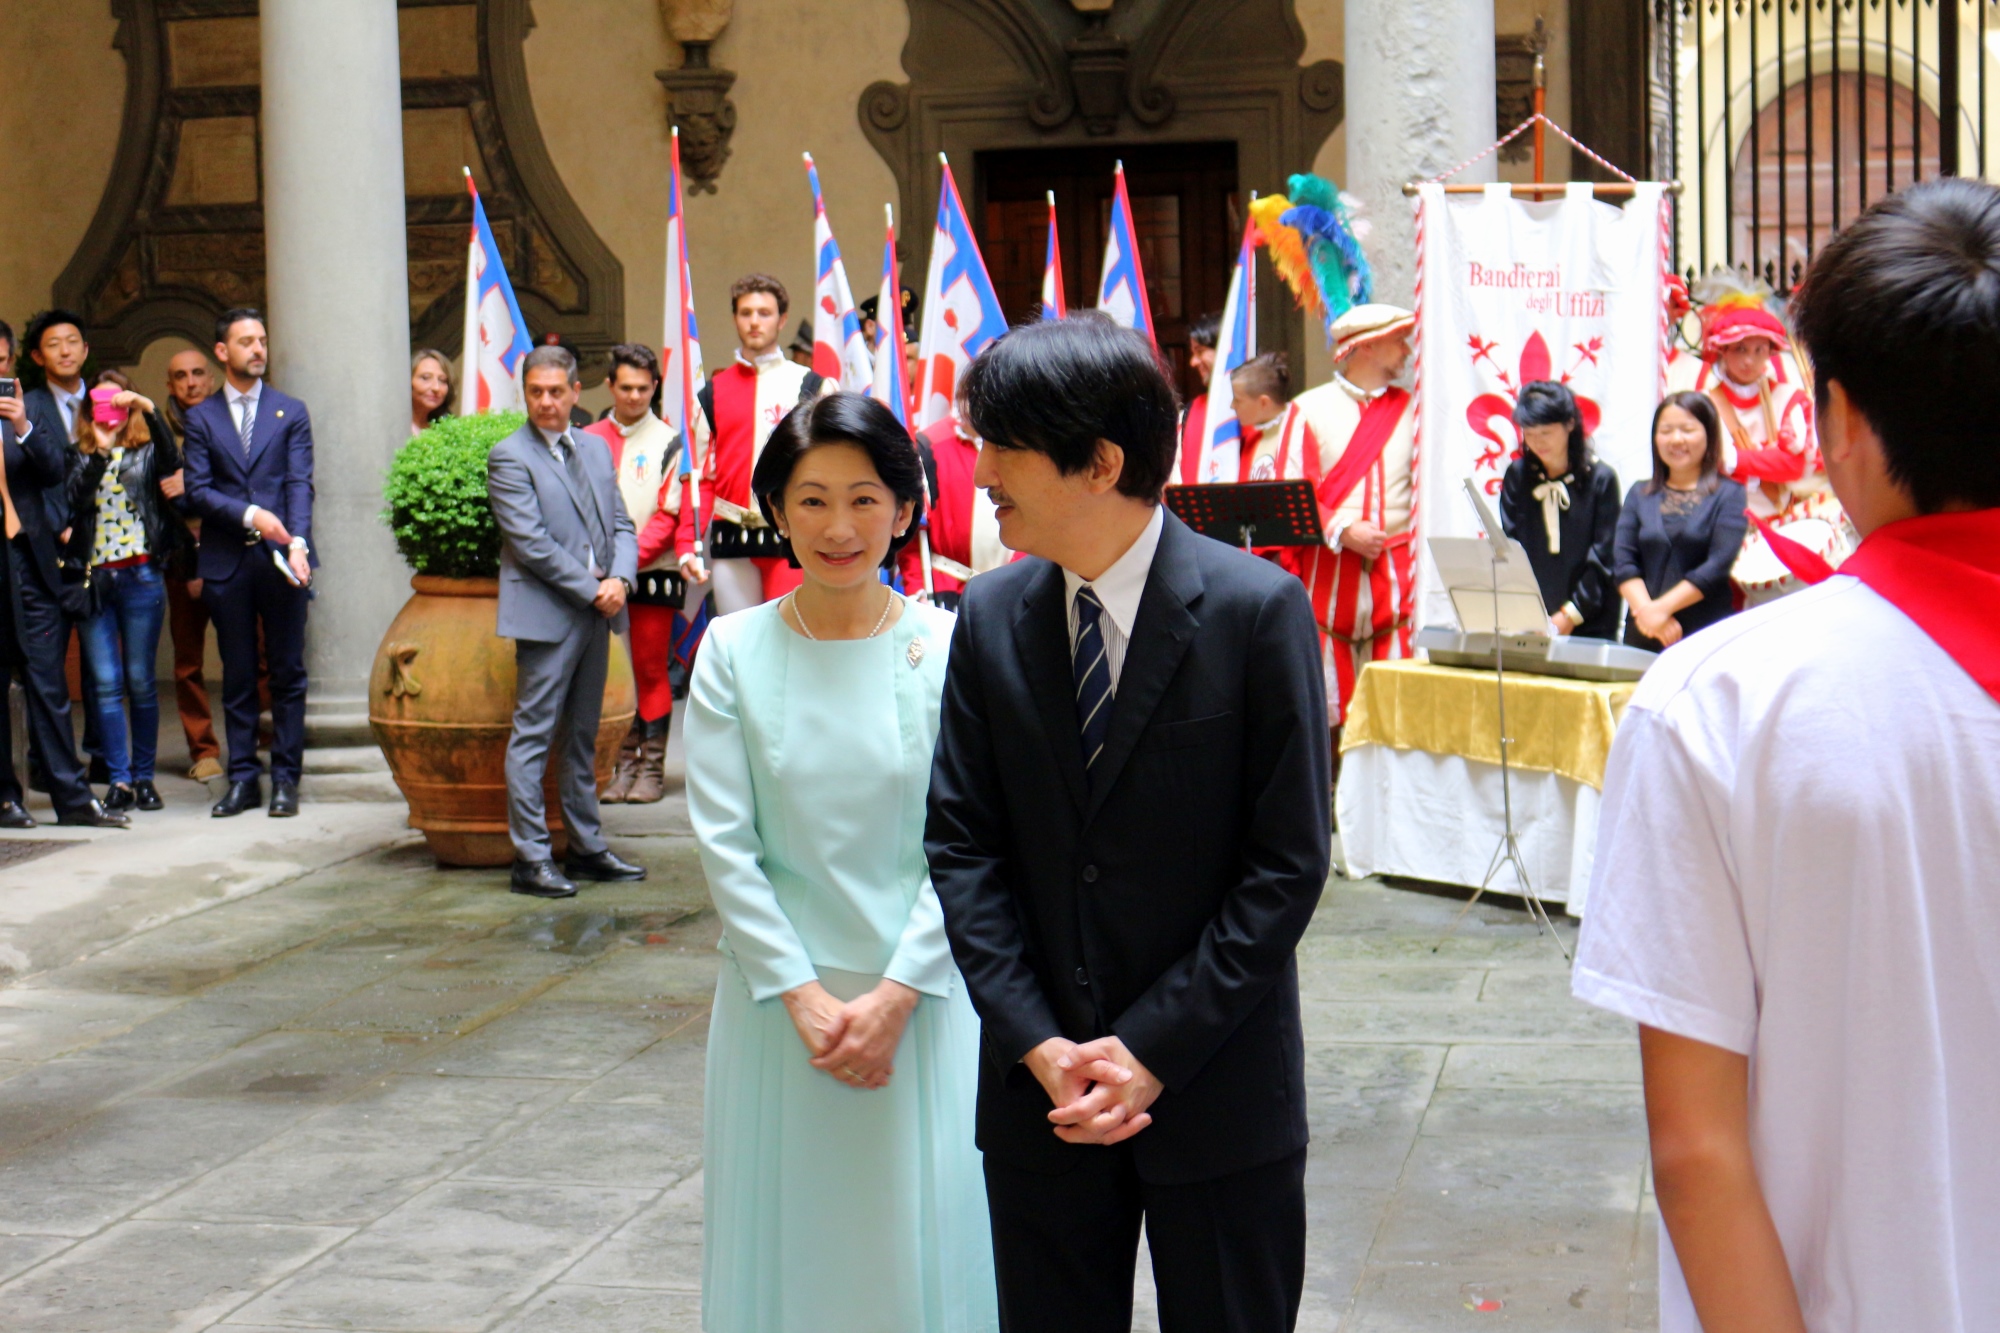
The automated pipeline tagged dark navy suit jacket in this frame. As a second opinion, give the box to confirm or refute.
[926,511,1332,1184]
[180,384,316,582]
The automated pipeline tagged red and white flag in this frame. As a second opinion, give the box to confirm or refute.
[663,128,706,467]
[456,170,533,415]
[1041,191,1067,321]
[1095,161,1155,346]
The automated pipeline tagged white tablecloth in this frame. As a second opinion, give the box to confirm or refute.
[1335,744,1603,916]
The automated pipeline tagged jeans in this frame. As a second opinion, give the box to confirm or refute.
[78,560,167,786]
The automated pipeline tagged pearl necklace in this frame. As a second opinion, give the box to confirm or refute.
[788,587,895,641]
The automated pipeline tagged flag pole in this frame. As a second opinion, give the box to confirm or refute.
[672,127,704,565]
[458,166,479,415]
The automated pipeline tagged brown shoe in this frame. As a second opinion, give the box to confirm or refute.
[189,756,224,783]
[601,718,643,803]
[624,718,671,804]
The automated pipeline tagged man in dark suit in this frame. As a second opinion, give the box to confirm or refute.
[180,308,314,818]
[0,374,126,828]
[486,344,646,899]
[926,314,1331,1332]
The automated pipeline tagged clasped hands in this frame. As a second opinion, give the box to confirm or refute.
[1629,598,1684,646]
[783,978,919,1091]
[1025,1034,1164,1147]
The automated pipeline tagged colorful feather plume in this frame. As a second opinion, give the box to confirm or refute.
[1280,173,1373,330]
[1249,193,1316,320]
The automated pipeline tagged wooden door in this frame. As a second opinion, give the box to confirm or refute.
[975,144,1239,403]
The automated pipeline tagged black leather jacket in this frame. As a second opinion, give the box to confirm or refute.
[63,409,185,573]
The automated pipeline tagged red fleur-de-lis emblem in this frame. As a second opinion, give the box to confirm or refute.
[1462,330,1602,494]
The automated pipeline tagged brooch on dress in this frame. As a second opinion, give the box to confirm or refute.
[906,638,926,669]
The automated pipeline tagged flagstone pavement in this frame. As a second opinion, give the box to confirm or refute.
[0,752,1655,1331]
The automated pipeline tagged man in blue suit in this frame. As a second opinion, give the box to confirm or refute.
[181,308,315,818]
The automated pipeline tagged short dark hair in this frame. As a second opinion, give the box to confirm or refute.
[1646,391,1724,495]
[961,311,1178,503]
[606,343,661,384]
[521,343,580,386]
[215,306,264,346]
[1792,177,2000,512]
[1188,312,1221,350]
[1230,351,1289,404]
[730,273,789,317]
[751,392,927,567]
[24,309,87,356]
[1511,379,1593,475]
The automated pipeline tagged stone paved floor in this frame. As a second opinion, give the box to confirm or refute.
[0,784,1655,1331]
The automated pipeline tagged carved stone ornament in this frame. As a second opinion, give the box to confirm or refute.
[57,0,625,377]
[659,0,732,43]
[656,42,738,195]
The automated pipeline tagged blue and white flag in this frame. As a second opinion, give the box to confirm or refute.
[1041,191,1067,321]
[806,153,874,393]
[1198,216,1259,483]
[871,205,912,428]
[916,157,1008,431]
[1095,161,1155,346]
[457,170,534,414]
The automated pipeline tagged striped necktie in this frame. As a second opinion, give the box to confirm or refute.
[237,393,256,459]
[1073,584,1114,774]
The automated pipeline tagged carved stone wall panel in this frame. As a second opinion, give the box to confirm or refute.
[861,0,1341,366]
[58,0,623,379]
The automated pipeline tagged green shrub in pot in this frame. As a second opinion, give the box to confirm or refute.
[382,410,524,579]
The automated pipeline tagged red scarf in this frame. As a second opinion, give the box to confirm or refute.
[1840,509,2000,705]
[1748,512,1837,585]
[1316,388,1409,513]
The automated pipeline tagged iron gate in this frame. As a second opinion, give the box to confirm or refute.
[1656,0,2000,292]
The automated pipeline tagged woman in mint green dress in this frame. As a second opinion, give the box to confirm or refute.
[685,393,998,1333]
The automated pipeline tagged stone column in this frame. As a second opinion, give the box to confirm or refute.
[261,0,411,744]
[1344,0,1498,306]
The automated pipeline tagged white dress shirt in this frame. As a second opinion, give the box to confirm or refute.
[1061,504,1164,692]
[225,379,266,530]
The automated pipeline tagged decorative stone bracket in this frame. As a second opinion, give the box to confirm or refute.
[656,44,738,195]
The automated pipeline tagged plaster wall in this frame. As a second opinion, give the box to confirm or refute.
[523,0,908,369]
[0,2,124,344]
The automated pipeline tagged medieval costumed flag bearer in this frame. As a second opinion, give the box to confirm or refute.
[1674,277,1854,605]
[674,273,829,614]
[583,345,683,804]
[1264,304,1419,729]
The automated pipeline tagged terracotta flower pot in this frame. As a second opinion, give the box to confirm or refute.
[369,576,637,867]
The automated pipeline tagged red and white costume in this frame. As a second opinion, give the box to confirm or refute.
[582,411,684,722]
[1263,372,1418,721]
[674,348,824,612]
[897,417,1008,605]
[1172,395,1210,486]
[1679,302,1853,606]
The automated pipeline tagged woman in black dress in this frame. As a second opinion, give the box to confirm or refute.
[1614,391,1749,651]
[1499,381,1623,640]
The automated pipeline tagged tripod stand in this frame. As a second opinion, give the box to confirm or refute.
[1432,481,1571,960]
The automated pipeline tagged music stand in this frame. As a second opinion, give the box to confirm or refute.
[1428,479,1571,961]
[1164,480,1325,552]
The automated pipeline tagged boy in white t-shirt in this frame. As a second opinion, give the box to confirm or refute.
[1574,178,2000,1333]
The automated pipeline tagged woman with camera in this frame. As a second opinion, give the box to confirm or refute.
[65,369,182,811]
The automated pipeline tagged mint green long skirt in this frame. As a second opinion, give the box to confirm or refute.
[702,962,999,1333]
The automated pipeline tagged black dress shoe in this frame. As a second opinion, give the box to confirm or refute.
[510,859,578,898]
[57,799,130,829]
[103,783,137,812]
[268,780,299,818]
[211,779,263,817]
[0,801,36,829]
[563,848,648,882]
[132,780,164,812]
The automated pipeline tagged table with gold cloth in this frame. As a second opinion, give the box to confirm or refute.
[1335,660,1636,916]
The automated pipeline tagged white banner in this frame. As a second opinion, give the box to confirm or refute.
[1413,181,1669,630]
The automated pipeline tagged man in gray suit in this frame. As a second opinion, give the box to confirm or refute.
[487,344,648,898]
